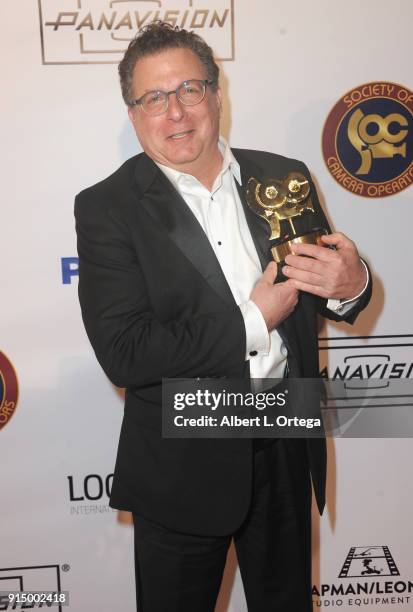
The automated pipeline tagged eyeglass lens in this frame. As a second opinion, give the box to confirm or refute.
[141,80,206,115]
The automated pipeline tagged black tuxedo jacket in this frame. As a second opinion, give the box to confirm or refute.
[75,148,371,536]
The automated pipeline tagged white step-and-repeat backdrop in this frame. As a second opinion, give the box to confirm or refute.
[2,1,412,610]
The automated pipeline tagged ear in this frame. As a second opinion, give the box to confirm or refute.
[128,106,135,123]
[216,87,223,112]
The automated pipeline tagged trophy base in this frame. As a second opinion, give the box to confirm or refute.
[270,228,328,263]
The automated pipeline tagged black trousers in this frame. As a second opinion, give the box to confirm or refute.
[133,439,312,612]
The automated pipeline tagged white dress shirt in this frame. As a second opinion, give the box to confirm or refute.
[157,138,366,378]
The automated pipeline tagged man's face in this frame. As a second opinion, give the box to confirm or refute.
[128,47,222,176]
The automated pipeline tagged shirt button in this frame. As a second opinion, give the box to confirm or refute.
[280,343,288,356]
[249,350,258,357]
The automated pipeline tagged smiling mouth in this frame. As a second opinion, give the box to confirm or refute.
[168,130,194,140]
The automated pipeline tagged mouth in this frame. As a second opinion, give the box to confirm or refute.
[168,129,194,140]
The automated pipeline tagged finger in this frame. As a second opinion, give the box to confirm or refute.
[284,253,327,276]
[283,265,325,287]
[291,242,336,262]
[289,279,329,298]
[283,278,299,291]
[277,278,299,297]
[320,232,352,250]
[262,261,278,284]
[293,244,337,262]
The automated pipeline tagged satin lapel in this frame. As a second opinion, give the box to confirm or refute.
[134,154,235,306]
[232,149,300,361]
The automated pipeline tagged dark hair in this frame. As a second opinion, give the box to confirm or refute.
[118,21,220,106]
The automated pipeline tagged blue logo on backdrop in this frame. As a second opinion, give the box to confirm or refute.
[61,257,79,284]
[337,97,412,184]
[322,82,413,198]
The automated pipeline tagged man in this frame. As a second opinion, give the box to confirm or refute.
[75,21,371,612]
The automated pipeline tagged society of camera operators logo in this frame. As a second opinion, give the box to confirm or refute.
[38,0,234,64]
[0,351,19,431]
[313,545,413,609]
[322,82,413,198]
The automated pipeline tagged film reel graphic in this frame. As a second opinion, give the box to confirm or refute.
[339,546,400,578]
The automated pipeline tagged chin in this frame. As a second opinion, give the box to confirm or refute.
[165,149,201,167]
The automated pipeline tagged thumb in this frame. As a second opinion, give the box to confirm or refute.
[262,261,278,284]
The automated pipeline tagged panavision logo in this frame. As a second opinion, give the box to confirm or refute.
[38,0,234,65]
[319,334,413,381]
[0,564,67,611]
[313,546,413,609]
[0,351,19,431]
[319,335,413,437]
[322,82,412,198]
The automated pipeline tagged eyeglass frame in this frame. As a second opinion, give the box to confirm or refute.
[129,79,216,116]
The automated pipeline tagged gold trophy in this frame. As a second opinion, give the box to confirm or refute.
[245,172,328,273]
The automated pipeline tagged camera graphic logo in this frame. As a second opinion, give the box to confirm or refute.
[339,546,399,579]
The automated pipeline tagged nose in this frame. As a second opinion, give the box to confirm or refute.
[165,92,185,121]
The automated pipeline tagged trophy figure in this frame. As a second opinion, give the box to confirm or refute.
[245,172,328,275]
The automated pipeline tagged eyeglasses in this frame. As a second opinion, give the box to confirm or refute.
[129,79,214,116]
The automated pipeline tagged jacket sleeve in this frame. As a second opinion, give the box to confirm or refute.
[298,161,373,324]
[74,193,246,389]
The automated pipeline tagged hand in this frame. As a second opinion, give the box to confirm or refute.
[282,232,367,300]
[250,261,299,331]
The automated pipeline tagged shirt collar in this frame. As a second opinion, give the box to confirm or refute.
[218,136,242,185]
[155,136,242,191]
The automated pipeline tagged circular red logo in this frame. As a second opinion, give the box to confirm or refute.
[322,82,413,198]
[0,351,19,430]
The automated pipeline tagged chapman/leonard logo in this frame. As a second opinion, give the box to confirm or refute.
[38,0,234,65]
[339,546,399,579]
[313,545,412,608]
[322,82,413,198]
[0,352,19,431]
